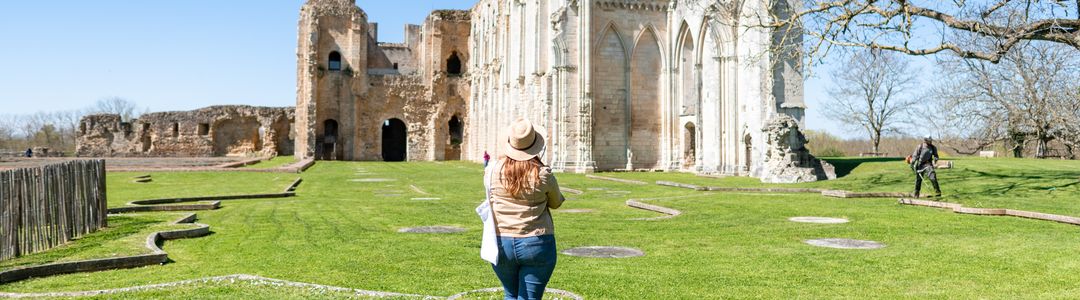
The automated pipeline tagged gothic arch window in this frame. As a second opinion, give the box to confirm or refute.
[328,51,342,71]
[446,51,462,75]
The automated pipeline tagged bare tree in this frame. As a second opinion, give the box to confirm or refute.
[931,41,1080,158]
[92,97,143,121]
[50,110,85,153]
[759,0,1079,65]
[0,115,16,151]
[823,49,919,153]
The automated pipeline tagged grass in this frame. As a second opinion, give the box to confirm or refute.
[2,158,1080,298]
[243,156,297,169]
[107,172,296,207]
[0,213,193,270]
[601,157,1080,216]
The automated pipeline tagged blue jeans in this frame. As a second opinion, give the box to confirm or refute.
[491,235,557,300]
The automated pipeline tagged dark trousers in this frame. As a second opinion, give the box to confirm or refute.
[914,165,941,196]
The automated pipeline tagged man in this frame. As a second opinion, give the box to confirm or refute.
[911,136,941,198]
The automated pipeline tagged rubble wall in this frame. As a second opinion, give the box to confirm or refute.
[76,106,294,158]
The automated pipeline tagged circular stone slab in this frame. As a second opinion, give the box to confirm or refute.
[410,197,442,201]
[398,226,466,234]
[586,187,608,191]
[561,246,644,258]
[349,178,395,182]
[805,238,885,249]
[789,217,849,224]
[559,209,594,213]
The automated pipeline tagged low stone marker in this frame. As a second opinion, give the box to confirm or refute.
[804,238,885,249]
[560,187,584,195]
[133,174,152,183]
[349,178,395,182]
[398,226,466,233]
[409,184,429,195]
[410,197,442,201]
[788,217,849,224]
[561,246,644,258]
[585,174,647,185]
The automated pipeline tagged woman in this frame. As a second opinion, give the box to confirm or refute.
[485,118,564,300]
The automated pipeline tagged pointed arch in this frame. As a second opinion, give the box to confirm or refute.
[631,24,667,64]
[591,22,630,170]
[629,27,663,169]
[676,21,697,117]
[699,18,723,170]
[676,20,695,63]
[594,21,630,65]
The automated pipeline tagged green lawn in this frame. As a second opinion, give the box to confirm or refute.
[602,157,1080,216]
[107,172,296,207]
[3,158,1080,299]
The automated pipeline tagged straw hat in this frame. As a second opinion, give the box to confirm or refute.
[502,118,546,161]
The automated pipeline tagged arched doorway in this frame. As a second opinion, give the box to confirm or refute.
[446,115,463,160]
[683,122,696,169]
[321,119,338,160]
[382,118,407,161]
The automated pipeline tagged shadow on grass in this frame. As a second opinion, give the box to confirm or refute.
[820,157,904,178]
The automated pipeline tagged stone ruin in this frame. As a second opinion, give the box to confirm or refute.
[72,1,831,184]
[293,1,469,161]
[76,105,294,157]
[759,116,836,183]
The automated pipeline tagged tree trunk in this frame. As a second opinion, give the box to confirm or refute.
[872,133,881,154]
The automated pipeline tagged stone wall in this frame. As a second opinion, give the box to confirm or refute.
[295,0,471,162]
[464,0,813,181]
[76,106,294,158]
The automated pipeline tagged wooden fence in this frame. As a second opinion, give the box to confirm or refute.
[0,160,107,261]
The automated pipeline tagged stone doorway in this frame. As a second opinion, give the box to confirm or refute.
[321,119,338,160]
[445,115,463,160]
[382,118,407,161]
[683,122,696,169]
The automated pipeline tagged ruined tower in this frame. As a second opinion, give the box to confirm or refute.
[295,0,471,162]
[295,0,369,160]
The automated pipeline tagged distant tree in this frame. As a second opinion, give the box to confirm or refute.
[0,115,15,150]
[803,129,848,157]
[823,49,919,153]
[92,97,143,121]
[49,110,85,153]
[931,41,1079,158]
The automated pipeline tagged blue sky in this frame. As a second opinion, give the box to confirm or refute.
[0,0,927,139]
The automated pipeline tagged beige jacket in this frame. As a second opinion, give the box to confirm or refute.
[487,161,565,237]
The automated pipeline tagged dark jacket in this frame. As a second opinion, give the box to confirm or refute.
[912,144,938,168]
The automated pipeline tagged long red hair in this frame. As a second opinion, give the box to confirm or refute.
[500,156,543,197]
